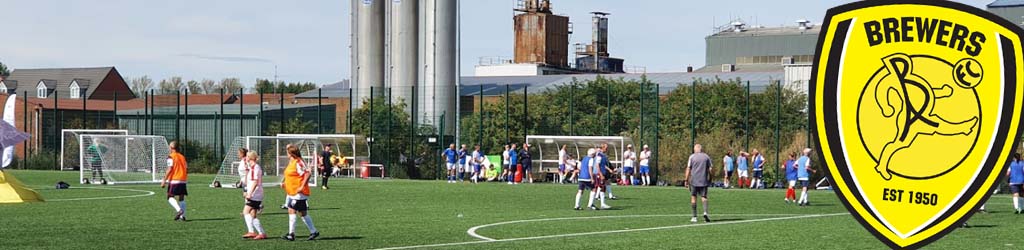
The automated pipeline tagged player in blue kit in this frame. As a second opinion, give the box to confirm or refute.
[597,144,616,201]
[471,145,484,184]
[723,150,735,189]
[508,144,519,184]
[797,148,815,206]
[1007,153,1024,214]
[457,145,468,182]
[736,151,749,189]
[782,153,798,203]
[574,149,599,210]
[442,144,457,183]
[751,149,765,189]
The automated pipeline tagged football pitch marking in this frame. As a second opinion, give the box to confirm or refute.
[373,212,846,250]
[45,186,155,202]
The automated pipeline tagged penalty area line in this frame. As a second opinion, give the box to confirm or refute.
[46,187,155,202]
[371,212,845,250]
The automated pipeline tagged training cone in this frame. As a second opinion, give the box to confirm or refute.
[515,164,523,183]
[0,171,44,203]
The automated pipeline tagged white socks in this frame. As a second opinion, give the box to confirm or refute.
[630,176,635,185]
[587,191,596,207]
[574,192,582,208]
[302,215,317,233]
[606,185,613,197]
[1014,197,1021,211]
[799,190,809,204]
[644,176,650,186]
[252,218,265,235]
[167,198,181,212]
[244,214,255,233]
[599,191,607,206]
[288,214,297,234]
[703,200,709,215]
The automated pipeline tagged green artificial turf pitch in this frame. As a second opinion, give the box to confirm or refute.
[1,170,1023,249]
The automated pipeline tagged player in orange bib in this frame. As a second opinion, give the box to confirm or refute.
[281,144,320,241]
[160,141,188,221]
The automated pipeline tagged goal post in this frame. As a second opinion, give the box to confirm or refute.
[213,135,364,188]
[524,135,634,179]
[277,134,370,178]
[62,129,128,171]
[78,134,169,185]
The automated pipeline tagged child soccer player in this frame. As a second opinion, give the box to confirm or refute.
[500,145,511,183]
[282,144,320,241]
[457,144,468,182]
[442,144,457,183]
[797,148,815,206]
[508,144,519,184]
[1007,153,1024,214]
[558,144,568,184]
[686,144,712,223]
[566,154,578,183]
[723,150,734,189]
[241,152,267,240]
[574,149,598,210]
[622,145,636,185]
[639,145,652,186]
[471,145,483,183]
[782,153,797,203]
[751,149,765,189]
[161,141,188,221]
[736,151,749,189]
[236,148,249,189]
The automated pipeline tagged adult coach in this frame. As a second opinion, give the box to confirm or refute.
[639,145,652,186]
[723,150,734,189]
[796,148,816,206]
[685,144,712,223]
[442,144,457,183]
[520,143,533,183]
[319,144,332,190]
[161,141,188,221]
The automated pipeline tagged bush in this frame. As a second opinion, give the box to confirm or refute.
[176,140,220,174]
[24,150,58,170]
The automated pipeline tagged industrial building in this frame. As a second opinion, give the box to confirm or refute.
[988,0,1024,25]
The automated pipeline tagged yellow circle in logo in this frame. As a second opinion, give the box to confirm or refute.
[857,54,981,180]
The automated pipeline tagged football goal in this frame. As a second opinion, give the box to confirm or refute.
[524,135,634,179]
[78,134,170,185]
[277,134,370,179]
[212,135,367,188]
[62,129,128,171]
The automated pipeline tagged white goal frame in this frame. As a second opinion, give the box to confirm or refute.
[78,134,167,184]
[61,129,128,171]
[524,135,633,173]
[277,134,370,178]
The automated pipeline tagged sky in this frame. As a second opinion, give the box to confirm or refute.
[0,0,997,87]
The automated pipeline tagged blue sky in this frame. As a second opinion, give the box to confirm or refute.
[0,0,995,86]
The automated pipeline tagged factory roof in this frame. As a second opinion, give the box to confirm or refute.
[989,0,1024,7]
[116,103,332,115]
[708,25,820,38]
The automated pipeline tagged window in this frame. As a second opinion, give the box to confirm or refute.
[37,86,46,98]
[69,81,80,99]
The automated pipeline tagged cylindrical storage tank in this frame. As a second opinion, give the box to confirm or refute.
[423,0,457,135]
[389,0,418,111]
[354,0,385,108]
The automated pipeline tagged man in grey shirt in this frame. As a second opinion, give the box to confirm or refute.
[685,144,712,223]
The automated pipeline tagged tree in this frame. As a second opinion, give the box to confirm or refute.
[255,79,276,93]
[186,80,201,94]
[218,78,243,93]
[0,61,9,78]
[266,111,317,135]
[158,76,184,94]
[199,79,217,94]
[255,78,318,94]
[129,76,154,96]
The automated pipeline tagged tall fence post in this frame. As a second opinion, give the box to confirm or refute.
[239,88,244,137]
[388,87,393,173]
[478,85,483,149]
[143,91,149,134]
[606,86,611,136]
[640,82,645,147]
[219,89,225,160]
[82,90,86,128]
[53,90,58,170]
[690,82,696,148]
[259,92,264,136]
[279,91,284,135]
[317,88,323,134]
[570,83,575,136]
[501,84,505,143]
[775,80,782,185]
[523,86,527,143]
[175,90,181,141]
[184,90,189,155]
[22,91,27,169]
[370,87,375,163]
[745,81,750,151]
[348,88,353,134]
[114,92,119,129]
[654,83,661,184]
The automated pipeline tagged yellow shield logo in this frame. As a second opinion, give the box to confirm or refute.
[812,1,1024,248]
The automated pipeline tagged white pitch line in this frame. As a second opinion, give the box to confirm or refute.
[46,187,155,202]
[371,213,845,250]
[466,213,818,241]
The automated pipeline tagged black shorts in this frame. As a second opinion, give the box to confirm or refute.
[753,170,763,178]
[522,161,532,171]
[245,199,263,210]
[167,183,188,197]
[690,186,708,198]
[287,199,309,212]
[1011,184,1024,194]
[725,170,733,179]
[578,180,594,190]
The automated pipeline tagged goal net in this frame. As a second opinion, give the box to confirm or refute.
[62,129,128,171]
[78,134,170,185]
[525,135,634,176]
[277,134,369,178]
[212,135,335,188]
